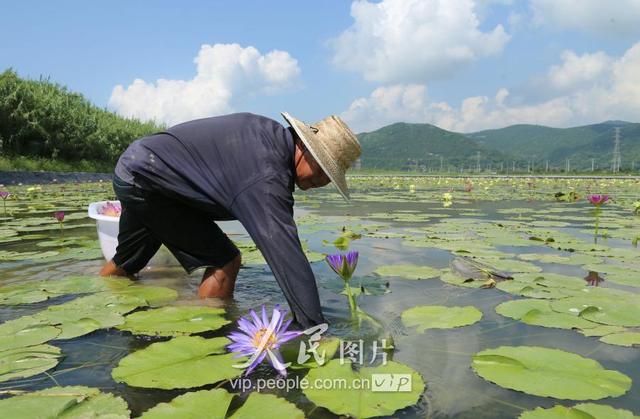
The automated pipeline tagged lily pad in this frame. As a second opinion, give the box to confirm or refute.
[140,389,234,418]
[496,299,598,330]
[0,317,61,351]
[0,386,129,419]
[550,294,640,327]
[471,346,631,400]
[281,336,341,370]
[439,270,487,288]
[117,306,230,336]
[599,332,640,347]
[0,344,62,382]
[519,403,639,419]
[579,325,626,337]
[23,292,148,339]
[496,280,572,299]
[401,305,482,332]
[374,264,440,280]
[0,276,132,306]
[323,276,390,296]
[107,285,178,307]
[303,359,425,418]
[112,336,243,389]
[231,392,305,418]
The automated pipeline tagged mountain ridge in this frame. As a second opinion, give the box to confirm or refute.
[357,120,640,171]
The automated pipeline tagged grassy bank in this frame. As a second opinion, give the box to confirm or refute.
[0,155,113,173]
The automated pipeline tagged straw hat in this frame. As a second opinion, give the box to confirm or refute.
[282,112,361,201]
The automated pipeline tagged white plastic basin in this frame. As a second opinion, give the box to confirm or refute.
[88,201,120,261]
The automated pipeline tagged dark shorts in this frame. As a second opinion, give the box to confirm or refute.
[111,175,240,275]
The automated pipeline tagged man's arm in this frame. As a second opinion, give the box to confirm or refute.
[230,174,326,329]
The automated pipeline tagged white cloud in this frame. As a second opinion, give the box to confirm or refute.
[547,50,612,91]
[330,0,510,83]
[341,84,454,132]
[531,0,640,36]
[343,42,640,132]
[109,43,300,125]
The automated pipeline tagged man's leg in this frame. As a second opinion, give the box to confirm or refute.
[198,253,241,298]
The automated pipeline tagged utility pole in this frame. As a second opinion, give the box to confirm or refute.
[500,162,504,172]
[440,156,444,172]
[565,159,570,173]
[591,158,595,172]
[476,152,481,173]
[612,127,621,173]
[545,160,549,172]
[512,161,516,173]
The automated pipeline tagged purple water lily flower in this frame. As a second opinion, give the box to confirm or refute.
[587,194,610,207]
[227,304,300,376]
[326,250,359,281]
[100,201,122,217]
[53,211,65,222]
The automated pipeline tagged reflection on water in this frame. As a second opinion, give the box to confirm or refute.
[1,187,639,418]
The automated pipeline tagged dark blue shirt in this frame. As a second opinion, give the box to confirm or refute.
[115,112,326,329]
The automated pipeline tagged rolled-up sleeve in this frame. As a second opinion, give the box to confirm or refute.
[230,174,326,329]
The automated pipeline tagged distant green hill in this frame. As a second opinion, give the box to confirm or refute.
[465,121,640,171]
[358,122,508,171]
[357,120,640,172]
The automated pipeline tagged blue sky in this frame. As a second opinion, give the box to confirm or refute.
[2,0,640,133]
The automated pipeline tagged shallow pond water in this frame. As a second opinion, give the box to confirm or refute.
[0,177,639,418]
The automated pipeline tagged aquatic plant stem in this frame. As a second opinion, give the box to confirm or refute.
[344,283,358,316]
[594,207,601,243]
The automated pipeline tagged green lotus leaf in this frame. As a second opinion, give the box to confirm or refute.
[517,253,572,264]
[0,283,51,305]
[550,294,640,327]
[106,285,178,307]
[583,264,640,288]
[515,272,587,290]
[519,402,639,419]
[112,336,243,389]
[281,336,341,370]
[401,305,482,332]
[599,332,640,347]
[579,325,626,337]
[0,275,132,306]
[475,258,542,273]
[230,392,305,419]
[0,344,62,382]
[374,264,440,280]
[117,306,230,336]
[323,275,390,296]
[439,270,487,288]
[496,280,572,299]
[140,389,234,419]
[22,291,149,339]
[0,317,61,351]
[496,299,599,330]
[472,346,631,400]
[0,386,129,418]
[565,254,604,265]
[0,250,58,262]
[303,359,425,418]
